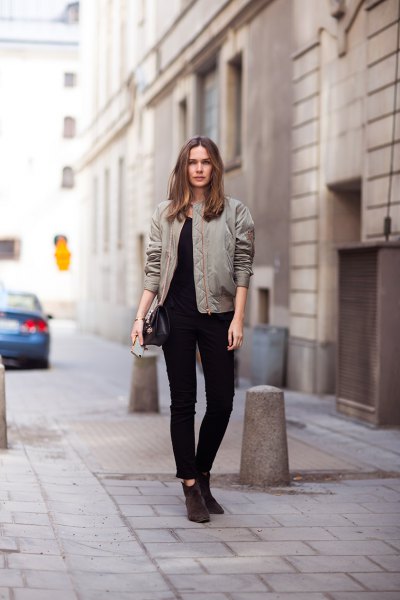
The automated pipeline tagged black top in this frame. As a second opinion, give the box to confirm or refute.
[165,218,198,315]
[165,217,234,321]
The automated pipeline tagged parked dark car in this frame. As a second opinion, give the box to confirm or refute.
[0,290,51,368]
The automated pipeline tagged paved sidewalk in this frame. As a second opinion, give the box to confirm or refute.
[0,321,399,599]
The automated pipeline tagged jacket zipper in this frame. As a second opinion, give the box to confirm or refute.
[159,227,173,305]
[160,220,183,306]
[201,207,211,315]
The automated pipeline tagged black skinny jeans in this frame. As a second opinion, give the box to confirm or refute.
[162,308,235,479]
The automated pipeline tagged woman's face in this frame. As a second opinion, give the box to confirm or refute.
[187,145,212,190]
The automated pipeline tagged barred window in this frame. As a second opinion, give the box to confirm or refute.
[64,72,77,87]
[103,168,110,252]
[117,158,124,248]
[63,116,76,138]
[92,177,98,254]
[0,239,20,260]
[227,54,243,161]
[179,98,188,147]
[62,166,74,188]
[200,67,218,143]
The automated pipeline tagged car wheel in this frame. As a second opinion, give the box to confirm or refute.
[35,359,50,369]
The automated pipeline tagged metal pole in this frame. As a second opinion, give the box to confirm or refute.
[0,356,7,449]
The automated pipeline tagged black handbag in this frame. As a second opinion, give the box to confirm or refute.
[142,304,170,347]
[141,228,172,348]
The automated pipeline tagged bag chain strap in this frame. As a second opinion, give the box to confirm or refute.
[145,225,173,327]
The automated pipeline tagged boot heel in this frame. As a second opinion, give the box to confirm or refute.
[197,472,224,514]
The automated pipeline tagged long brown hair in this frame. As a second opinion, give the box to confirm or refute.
[167,136,225,222]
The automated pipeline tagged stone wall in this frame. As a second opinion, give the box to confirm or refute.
[288,0,399,394]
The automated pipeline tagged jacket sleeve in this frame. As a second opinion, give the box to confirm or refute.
[144,205,162,293]
[234,202,255,288]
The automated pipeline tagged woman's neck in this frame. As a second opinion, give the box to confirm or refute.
[191,190,205,203]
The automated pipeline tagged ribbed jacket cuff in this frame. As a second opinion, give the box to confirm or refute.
[143,280,160,293]
[235,273,250,288]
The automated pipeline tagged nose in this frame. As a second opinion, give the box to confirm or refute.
[196,162,203,172]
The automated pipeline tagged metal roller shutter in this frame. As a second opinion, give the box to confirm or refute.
[337,249,378,408]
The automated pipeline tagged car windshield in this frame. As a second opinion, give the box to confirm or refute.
[0,292,40,312]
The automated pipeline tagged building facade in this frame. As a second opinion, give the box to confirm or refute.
[0,1,82,317]
[288,0,400,392]
[78,0,150,341]
[79,0,400,391]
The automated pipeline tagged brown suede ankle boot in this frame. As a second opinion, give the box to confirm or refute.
[181,481,210,523]
[197,472,224,514]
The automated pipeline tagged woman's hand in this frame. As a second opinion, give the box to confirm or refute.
[228,287,248,351]
[131,319,145,347]
[227,317,243,351]
[130,290,157,348]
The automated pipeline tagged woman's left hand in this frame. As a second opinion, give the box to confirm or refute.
[227,317,244,351]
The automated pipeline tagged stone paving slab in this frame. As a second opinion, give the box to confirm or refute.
[261,572,364,592]
[329,594,400,600]
[23,570,74,589]
[65,554,157,573]
[167,573,268,593]
[60,538,144,556]
[286,555,382,572]
[230,594,328,600]
[251,526,336,541]
[325,526,400,540]
[173,527,259,543]
[79,593,176,600]
[350,572,400,591]
[198,556,295,574]
[72,571,171,593]
[368,554,400,571]
[12,591,77,600]
[225,540,316,556]
[143,542,234,559]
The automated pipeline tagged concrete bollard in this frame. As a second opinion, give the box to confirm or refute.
[240,385,289,486]
[128,352,159,413]
[0,357,7,449]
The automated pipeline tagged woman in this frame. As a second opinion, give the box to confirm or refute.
[131,136,254,523]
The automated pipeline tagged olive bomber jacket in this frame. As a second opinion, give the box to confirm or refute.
[144,197,255,314]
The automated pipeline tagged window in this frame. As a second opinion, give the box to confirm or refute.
[179,98,188,146]
[200,67,218,142]
[258,288,270,324]
[62,167,74,188]
[0,239,20,260]
[103,169,110,252]
[63,116,76,138]
[137,0,146,25]
[227,54,243,162]
[117,158,124,248]
[92,177,98,254]
[64,72,77,87]
[137,233,145,288]
[65,2,79,23]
